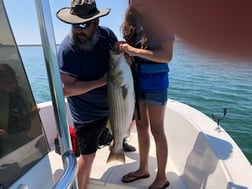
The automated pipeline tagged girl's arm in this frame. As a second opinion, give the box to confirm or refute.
[119,40,173,63]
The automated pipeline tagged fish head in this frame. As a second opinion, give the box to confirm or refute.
[109,51,122,76]
[108,51,130,86]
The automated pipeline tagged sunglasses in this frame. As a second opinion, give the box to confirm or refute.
[72,21,93,29]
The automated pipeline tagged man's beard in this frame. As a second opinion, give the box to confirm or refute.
[70,29,99,51]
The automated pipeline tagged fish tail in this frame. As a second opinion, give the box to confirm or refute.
[107,149,125,164]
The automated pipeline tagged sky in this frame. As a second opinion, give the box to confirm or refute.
[3,0,129,45]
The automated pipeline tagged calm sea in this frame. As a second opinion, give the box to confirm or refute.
[18,42,252,164]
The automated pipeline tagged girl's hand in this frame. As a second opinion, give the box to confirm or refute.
[116,41,136,55]
[114,42,133,65]
[114,41,126,52]
[119,43,136,56]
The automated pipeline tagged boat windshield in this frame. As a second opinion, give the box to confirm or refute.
[0,1,49,188]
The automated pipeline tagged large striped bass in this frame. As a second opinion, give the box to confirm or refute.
[107,51,135,163]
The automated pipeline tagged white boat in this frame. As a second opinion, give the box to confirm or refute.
[0,0,251,189]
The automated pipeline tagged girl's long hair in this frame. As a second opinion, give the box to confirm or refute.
[120,6,148,49]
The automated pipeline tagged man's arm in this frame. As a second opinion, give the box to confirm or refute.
[61,73,107,97]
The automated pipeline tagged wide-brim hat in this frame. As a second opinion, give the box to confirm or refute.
[56,0,110,24]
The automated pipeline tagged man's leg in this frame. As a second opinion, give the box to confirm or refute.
[123,120,136,152]
[77,153,95,189]
[123,137,136,152]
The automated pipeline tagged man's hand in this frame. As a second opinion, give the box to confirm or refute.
[0,129,6,135]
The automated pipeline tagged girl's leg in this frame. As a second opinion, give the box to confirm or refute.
[148,104,169,188]
[136,102,151,174]
[121,101,150,182]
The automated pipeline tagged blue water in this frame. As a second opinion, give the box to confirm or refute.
[18,42,252,164]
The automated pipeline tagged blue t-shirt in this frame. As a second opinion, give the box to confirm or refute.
[58,26,118,124]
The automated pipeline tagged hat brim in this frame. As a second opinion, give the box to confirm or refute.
[56,7,111,24]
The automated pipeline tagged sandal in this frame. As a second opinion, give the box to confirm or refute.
[148,181,170,189]
[121,171,150,183]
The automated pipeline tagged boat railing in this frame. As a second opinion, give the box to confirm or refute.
[34,0,78,188]
[53,151,77,189]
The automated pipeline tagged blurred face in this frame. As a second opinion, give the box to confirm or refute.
[145,0,252,59]
[130,0,146,13]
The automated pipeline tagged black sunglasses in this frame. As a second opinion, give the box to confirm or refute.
[72,21,92,29]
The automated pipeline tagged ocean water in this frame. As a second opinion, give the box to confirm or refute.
[18,42,252,164]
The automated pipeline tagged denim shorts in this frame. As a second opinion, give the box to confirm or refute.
[137,90,168,105]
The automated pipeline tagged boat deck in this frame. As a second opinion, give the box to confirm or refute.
[41,100,252,189]
[49,131,186,189]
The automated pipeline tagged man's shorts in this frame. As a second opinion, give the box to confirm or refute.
[137,90,168,106]
[74,116,112,155]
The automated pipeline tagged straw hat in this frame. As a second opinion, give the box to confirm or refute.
[56,0,110,24]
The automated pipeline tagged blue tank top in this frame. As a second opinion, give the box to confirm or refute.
[133,31,174,93]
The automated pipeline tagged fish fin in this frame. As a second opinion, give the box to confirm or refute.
[107,149,125,164]
[106,118,112,133]
[122,85,128,99]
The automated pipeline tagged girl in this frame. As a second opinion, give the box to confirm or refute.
[119,1,174,188]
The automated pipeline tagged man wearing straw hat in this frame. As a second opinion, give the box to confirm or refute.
[56,1,117,188]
